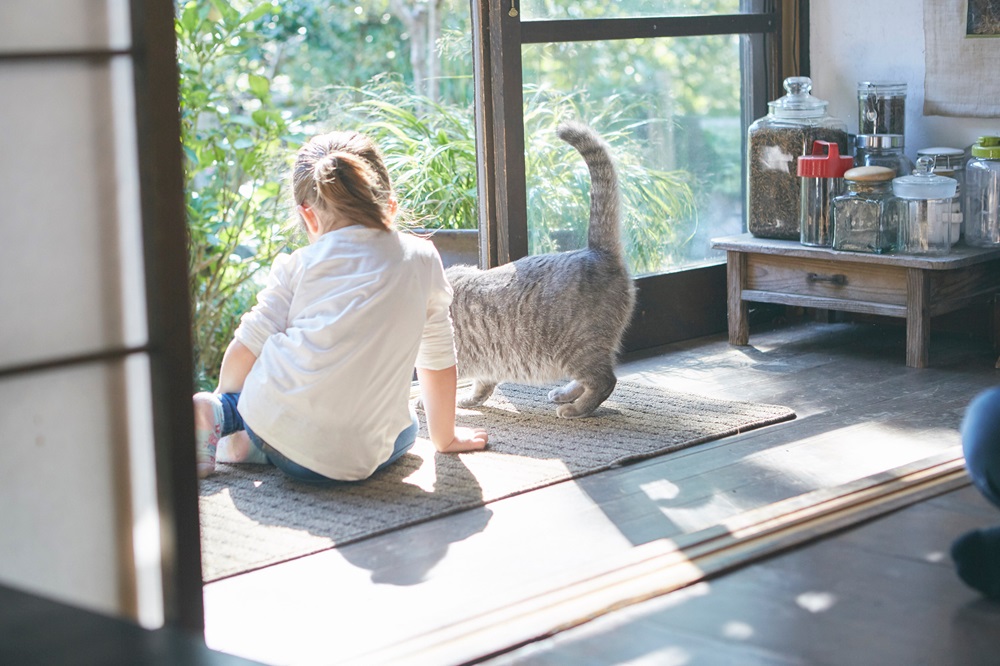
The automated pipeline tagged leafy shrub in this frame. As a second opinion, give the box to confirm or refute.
[176,0,306,389]
[320,77,697,275]
[318,75,480,231]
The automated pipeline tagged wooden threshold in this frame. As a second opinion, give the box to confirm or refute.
[348,449,969,666]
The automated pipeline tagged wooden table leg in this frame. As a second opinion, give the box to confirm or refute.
[906,268,930,368]
[727,250,749,346]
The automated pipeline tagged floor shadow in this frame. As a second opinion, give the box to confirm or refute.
[200,447,492,584]
[335,452,493,586]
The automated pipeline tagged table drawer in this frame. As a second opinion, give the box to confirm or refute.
[746,254,907,306]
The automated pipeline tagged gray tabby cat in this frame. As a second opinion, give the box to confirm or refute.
[445,121,637,418]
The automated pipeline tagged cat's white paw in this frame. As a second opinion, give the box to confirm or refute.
[549,381,585,404]
[556,403,594,418]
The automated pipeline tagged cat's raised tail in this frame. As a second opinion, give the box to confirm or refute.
[557,121,623,257]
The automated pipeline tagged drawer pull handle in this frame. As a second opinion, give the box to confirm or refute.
[807,272,847,286]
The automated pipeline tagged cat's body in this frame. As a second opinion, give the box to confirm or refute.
[445,121,636,418]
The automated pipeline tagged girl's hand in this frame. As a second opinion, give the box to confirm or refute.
[436,426,488,453]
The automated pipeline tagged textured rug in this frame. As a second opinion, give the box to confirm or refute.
[198,380,795,582]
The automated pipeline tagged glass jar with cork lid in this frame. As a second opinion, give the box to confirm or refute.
[747,76,849,240]
[832,166,898,253]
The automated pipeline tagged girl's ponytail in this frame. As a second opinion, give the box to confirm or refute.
[293,132,394,233]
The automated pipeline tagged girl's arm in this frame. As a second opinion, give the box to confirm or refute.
[218,253,293,394]
[416,365,488,453]
[216,338,258,394]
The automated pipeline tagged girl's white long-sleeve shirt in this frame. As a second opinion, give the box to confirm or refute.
[234,226,456,481]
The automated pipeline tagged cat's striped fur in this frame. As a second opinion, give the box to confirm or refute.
[445,121,636,418]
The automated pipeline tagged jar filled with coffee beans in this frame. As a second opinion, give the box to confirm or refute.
[747,77,849,240]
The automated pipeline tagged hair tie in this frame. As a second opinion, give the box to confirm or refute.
[313,154,340,190]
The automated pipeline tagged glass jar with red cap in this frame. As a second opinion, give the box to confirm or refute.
[798,140,855,247]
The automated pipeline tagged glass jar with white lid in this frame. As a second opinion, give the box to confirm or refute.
[890,157,959,255]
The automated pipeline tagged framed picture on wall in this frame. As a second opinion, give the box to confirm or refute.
[967,0,1000,36]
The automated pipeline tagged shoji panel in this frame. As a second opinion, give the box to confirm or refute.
[0,363,130,615]
[0,0,166,627]
[0,0,130,53]
[0,57,147,369]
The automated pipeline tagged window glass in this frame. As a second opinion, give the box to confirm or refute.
[520,0,743,20]
[521,35,743,276]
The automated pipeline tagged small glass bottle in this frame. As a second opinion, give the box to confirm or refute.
[747,76,849,240]
[855,134,914,177]
[965,135,1000,248]
[798,140,854,247]
[832,166,898,253]
[916,146,966,243]
[857,81,907,135]
[890,157,958,255]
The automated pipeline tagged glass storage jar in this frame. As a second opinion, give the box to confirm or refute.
[798,140,854,247]
[890,157,958,255]
[857,81,906,135]
[916,146,965,243]
[832,166,898,253]
[747,76,849,240]
[965,135,1000,247]
[855,134,914,177]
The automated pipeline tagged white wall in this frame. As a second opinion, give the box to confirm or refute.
[810,0,999,158]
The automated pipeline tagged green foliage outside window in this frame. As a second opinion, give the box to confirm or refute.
[176,0,307,390]
[177,0,732,387]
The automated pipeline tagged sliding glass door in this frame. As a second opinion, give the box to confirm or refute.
[471,0,787,350]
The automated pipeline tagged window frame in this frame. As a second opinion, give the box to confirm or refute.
[470,0,802,350]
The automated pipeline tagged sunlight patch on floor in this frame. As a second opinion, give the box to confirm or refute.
[649,489,757,533]
[736,421,960,490]
[401,451,438,492]
[721,620,755,640]
[796,590,837,613]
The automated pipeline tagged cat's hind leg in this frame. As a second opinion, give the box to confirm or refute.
[549,380,585,404]
[459,379,497,408]
[556,370,617,418]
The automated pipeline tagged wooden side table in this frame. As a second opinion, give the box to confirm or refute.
[711,234,1000,368]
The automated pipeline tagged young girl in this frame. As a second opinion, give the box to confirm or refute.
[193,130,488,482]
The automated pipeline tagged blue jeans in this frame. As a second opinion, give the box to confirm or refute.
[961,386,1000,509]
[218,393,417,484]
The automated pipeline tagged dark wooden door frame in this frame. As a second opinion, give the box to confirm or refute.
[130,0,205,633]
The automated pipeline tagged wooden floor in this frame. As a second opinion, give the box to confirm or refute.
[486,483,1000,666]
[202,317,1000,665]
